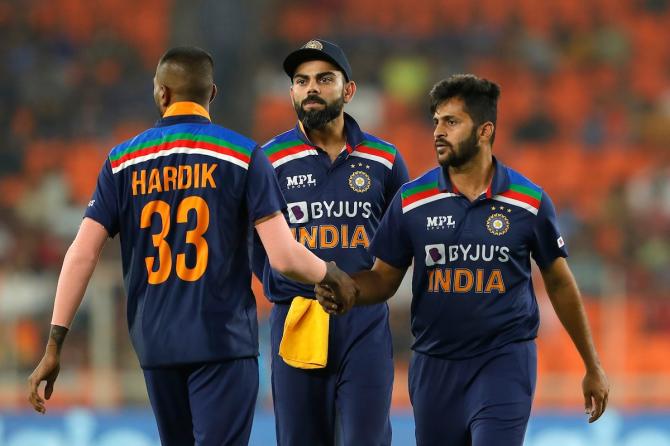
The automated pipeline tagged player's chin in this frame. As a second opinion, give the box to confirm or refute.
[436,153,451,168]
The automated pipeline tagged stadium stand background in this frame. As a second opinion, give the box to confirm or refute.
[1,0,669,444]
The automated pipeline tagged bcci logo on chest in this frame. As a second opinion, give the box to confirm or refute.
[348,171,371,193]
[286,174,317,189]
[486,213,510,236]
[426,215,456,230]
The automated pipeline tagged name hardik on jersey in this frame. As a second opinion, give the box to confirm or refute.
[85,103,285,367]
[370,158,568,358]
[256,113,409,303]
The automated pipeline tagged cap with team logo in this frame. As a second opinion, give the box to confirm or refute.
[283,38,353,82]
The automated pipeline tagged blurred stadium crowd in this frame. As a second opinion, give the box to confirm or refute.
[1,0,669,411]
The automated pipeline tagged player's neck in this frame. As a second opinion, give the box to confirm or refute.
[447,150,494,202]
[304,115,346,162]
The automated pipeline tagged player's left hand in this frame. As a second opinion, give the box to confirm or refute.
[28,345,61,414]
[582,365,609,423]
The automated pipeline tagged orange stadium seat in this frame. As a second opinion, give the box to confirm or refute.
[278,6,332,42]
[518,0,552,36]
[0,176,29,208]
[252,94,297,143]
[24,141,66,181]
[61,141,107,205]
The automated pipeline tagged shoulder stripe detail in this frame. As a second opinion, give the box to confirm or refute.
[401,176,457,213]
[402,181,437,199]
[403,192,457,213]
[263,139,304,156]
[499,184,541,210]
[508,183,542,201]
[359,140,396,155]
[110,132,251,162]
[492,192,540,215]
[350,140,396,170]
[111,147,249,174]
[266,142,318,168]
[349,151,392,169]
[110,139,251,173]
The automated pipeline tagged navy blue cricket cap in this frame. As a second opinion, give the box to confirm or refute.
[283,39,353,82]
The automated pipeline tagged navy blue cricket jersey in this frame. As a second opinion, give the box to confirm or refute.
[84,103,285,367]
[370,158,568,358]
[255,113,409,303]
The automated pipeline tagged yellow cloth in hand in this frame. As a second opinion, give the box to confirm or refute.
[279,296,330,369]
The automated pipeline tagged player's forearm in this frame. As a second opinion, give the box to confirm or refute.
[51,240,101,327]
[545,277,602,371]
[351,270,396,305]
[256,214,327,284]
[275,241,328,284]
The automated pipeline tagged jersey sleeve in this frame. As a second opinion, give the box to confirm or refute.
[369,190,413,269]
[250,229,267,280]
[384,150,410,208]
[246,146,286,222]
[530,191,569,269]
[84,159,119,237]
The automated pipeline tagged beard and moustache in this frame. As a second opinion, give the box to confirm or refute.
[437,127,481,168]
[294,94,345,130]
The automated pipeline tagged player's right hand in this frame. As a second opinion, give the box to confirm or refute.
[318,261,358,314]
[582,365,609,423]
[315,283,342,314]
[28,345,61,414]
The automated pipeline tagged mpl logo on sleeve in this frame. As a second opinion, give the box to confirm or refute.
[426,215,455,230]
[425,244,446,266]
[287,201,309,224]
[286,174,317,189]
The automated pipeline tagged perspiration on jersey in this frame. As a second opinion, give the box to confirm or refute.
[255,113,409,303]
[370,158,568,358]
[85,105,285,367]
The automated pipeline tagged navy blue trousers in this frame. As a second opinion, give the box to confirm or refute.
[270,302,394,446]
[410,341,537,446]
[143,358,259,446]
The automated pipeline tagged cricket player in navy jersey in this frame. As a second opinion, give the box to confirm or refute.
[27,46,358,446]
[317,74,610,446]
[253,39,409,446]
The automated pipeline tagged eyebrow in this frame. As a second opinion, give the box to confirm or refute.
[293,71,338,80]
[433,113,458,120]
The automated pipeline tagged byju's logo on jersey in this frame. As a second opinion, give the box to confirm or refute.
[287,201,309,223]
[286,174,317,189]
[426,215,455,230]
[424,244,446,266]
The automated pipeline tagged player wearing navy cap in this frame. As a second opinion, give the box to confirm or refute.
[27,46,358,446]
[317,74,609,446]
[254,38,409,446]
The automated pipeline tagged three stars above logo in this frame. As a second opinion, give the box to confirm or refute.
[491,205,512,213]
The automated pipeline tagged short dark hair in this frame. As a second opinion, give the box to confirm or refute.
[429,74,501,143]
[158,46,214,102]
[159,46,214,70]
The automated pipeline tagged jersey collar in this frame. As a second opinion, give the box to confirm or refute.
[294,112,365,155]
[156,101,211,127]
[437,156,510,198]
